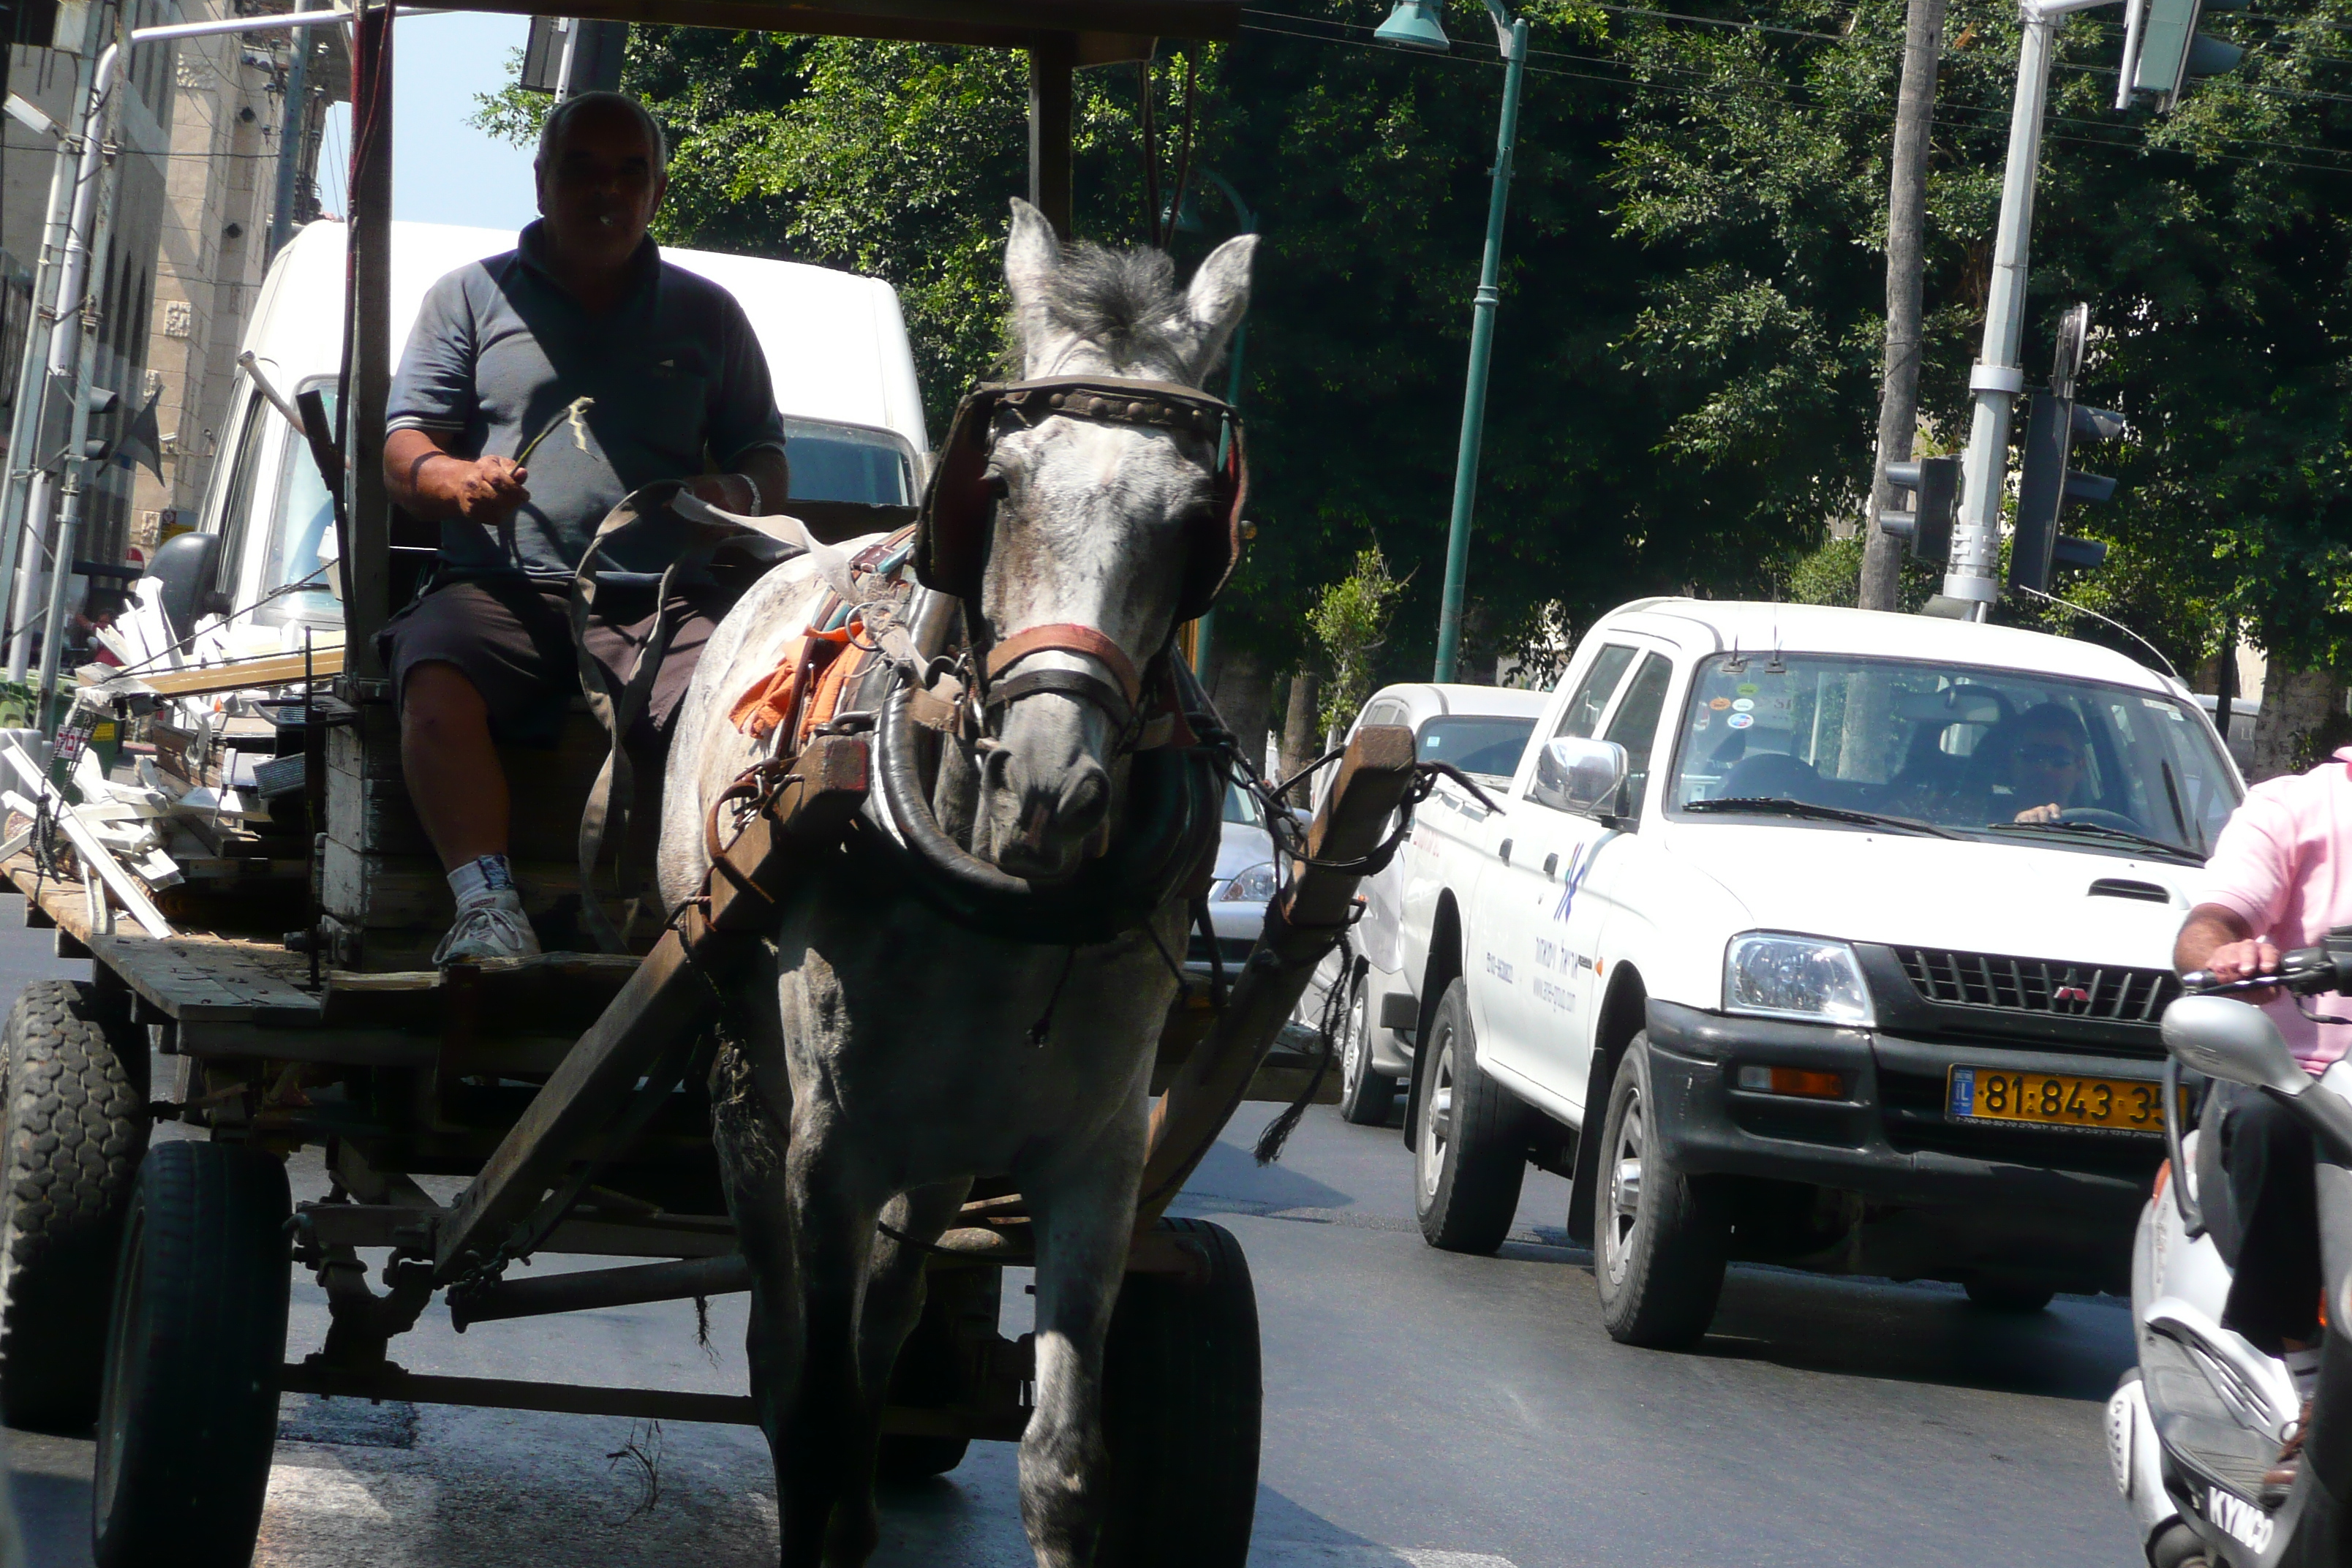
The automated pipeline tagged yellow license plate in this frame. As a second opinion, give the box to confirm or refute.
[1946,1066,2180,1134]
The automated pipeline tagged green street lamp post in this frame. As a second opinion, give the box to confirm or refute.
[1376,0,1529,682]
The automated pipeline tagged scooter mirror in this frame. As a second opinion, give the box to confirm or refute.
[2161,995,2308,1098]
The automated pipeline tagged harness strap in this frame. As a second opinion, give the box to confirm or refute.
[570,488,894,954]
[984,622,1144,706]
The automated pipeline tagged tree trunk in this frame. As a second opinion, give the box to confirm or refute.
[2246,663,2342,783]
[1207,642,1271,778]
[1278,671,1321,793]
[1858,0,1948,612]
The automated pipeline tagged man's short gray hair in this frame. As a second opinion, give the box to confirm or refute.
[536,91,668,178]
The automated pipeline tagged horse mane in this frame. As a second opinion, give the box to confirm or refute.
[1039,241,1188,372]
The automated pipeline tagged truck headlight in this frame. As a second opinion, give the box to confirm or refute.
[1215,862,1278,903]
[1724,933,1875,1026]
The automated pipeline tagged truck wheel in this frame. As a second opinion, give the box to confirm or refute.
[1594,1034,1727,1349]
[1413,979,1526,1254]
[1098,1218,1259,1568]
[1964,1279,2055,1313]
[0,979,148,1431]
[92,1141,291,1568]
[1335,975,1398,1127]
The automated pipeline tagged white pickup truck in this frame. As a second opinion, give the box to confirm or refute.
[1388,598,2244,1347]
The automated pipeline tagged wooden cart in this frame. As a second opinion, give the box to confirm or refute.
[0,4,1422,1563]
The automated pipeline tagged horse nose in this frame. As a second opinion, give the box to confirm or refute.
[1058,759,1109,836]
[1012,755,1109,852]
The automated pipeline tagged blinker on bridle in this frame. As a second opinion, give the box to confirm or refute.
[913,374,1250,736]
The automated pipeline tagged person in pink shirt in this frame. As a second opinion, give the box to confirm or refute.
[2174,745,2352,1490]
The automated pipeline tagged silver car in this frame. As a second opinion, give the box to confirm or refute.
[1303,683,1550,1124]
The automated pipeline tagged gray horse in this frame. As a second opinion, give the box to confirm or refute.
[658,198,1256,1567]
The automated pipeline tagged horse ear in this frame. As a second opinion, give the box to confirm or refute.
[1006,198,1064,366]
[1181,233,1258,385]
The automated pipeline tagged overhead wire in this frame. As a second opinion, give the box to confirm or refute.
[1235,8,2352,175]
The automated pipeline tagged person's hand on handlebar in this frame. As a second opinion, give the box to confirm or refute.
[2177,904,2282,1000]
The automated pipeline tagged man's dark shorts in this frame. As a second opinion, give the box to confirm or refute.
[377,573,724,749]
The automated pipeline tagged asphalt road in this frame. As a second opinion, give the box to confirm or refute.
[0,900,2143,1567]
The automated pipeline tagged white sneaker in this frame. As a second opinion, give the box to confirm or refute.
[433,893,541,965]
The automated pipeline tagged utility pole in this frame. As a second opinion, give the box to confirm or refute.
[265,0,319,262]
[1937,11,2064,617]
[1858,0,1947,613]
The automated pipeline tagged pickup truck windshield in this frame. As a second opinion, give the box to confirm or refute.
[1664,652,2239,859]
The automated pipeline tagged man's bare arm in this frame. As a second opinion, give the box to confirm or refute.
[385,428,529,523]
[681,447,791,515]
[2177,902,2280,993]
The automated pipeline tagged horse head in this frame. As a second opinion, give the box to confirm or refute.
[966,198,1256,881]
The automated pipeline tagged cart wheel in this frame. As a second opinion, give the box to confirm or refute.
[1099,1218,1261,1568]
[876,1266,1001,1482]
[0,979,148,1431]
[92,1141,291,1568]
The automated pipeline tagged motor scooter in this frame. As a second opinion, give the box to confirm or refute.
[2112,930,2352,1567]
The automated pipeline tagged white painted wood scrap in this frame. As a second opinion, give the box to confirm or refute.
[0,739,172,938]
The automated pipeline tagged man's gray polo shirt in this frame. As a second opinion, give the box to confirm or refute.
[387,220,788,581]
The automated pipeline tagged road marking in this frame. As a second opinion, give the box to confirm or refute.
[1254,1545,1517,1568]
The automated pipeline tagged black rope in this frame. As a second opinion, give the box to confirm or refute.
[1253,931,1354,1166]
[1028,945,1080,1047]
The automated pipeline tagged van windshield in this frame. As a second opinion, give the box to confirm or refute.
[784,418,916,506]
[1664,652,2240,861]
[249,385,338,629]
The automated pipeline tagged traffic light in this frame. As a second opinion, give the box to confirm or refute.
[2117,0,2243,110]
[1877,456,1959,566]
[78,385,119,462]
[2011,304,2124,595]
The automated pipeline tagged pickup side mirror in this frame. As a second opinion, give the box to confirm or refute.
[1530,736,1628,817]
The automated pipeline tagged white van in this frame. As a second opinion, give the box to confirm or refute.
[174,219,930,659]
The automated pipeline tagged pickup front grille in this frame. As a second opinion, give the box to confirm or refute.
[1893,946,2176,1025]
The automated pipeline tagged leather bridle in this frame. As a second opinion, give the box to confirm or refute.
[914,374,1248,739]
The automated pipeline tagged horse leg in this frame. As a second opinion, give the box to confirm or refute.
[1015,1122,1147,1568]
[815,1178,971,1563]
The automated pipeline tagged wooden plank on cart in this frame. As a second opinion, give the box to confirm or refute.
[432,734,870,1278]
[1132,723,1417,1224]
[84,933,325,1025]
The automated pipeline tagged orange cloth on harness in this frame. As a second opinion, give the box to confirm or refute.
[728,621,863,743]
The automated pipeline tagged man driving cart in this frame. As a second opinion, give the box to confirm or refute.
[379,89,790,963]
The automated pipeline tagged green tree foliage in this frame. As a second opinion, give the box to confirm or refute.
[474,1,2351,696]
[1307,545,1409,731]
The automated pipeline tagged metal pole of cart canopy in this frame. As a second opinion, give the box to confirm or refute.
[342,0,394,677]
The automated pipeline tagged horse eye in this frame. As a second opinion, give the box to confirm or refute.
[981,467,1010,499]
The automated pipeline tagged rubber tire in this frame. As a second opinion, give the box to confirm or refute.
[1412,979,1526,1254]
[1964,1278,2056,1313]
[1335,973,1398,1127]
[0,979,148,1431]
[1593,1034,1727,1349]
[92,1140,292,1568]
[1097,1218,1260,1568]
[875,1265,1000,1482]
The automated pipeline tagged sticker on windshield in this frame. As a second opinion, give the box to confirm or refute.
[1710,697,1731,711]
[2141,698,2186,720]
[1727,713,1754,730]
[1732,698,1754,712]
[1695,713,1711,730]
[1736,683,1760,696]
